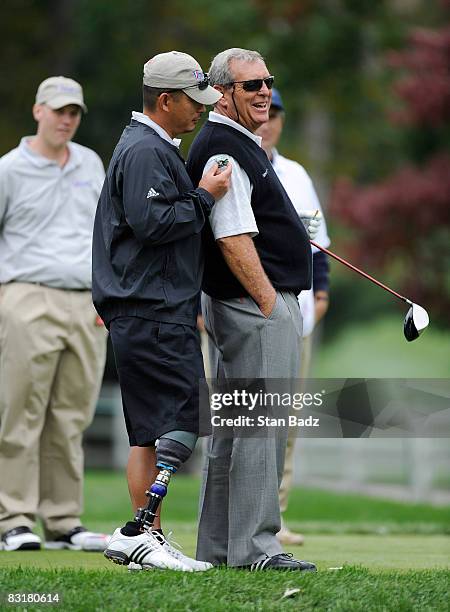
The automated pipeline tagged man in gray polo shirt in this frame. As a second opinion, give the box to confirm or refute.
[0,77,109,552]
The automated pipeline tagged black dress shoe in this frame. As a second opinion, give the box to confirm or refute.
[249,553,317,572]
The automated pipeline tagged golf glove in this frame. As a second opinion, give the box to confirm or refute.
[298,210,322,240]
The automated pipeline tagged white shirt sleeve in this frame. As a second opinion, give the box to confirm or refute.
[0,157,10,229]
[302,172,330,250]
[203,154,258,240]
[274,155,330,250]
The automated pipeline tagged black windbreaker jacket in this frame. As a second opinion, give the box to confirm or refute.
[92,120,214,327]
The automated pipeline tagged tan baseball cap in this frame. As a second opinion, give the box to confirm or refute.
[143,51,222,105]
[35,76,87,112]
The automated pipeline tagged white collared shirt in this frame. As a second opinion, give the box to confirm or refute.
[270,147,331,337]
[131,111,181,148]
[202,111,259,240]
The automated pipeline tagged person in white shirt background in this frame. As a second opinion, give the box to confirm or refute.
[256,88,331,546]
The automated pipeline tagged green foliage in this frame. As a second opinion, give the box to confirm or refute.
[1,0,445,169]
[329,18,450,324]
[2,1,449,340]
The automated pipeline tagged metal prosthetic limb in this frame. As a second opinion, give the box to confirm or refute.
[134,433,196,531]
[134,465,173,531]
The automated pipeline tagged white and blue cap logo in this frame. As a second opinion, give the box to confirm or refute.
[35,76,87,112]
[193,70,205,81]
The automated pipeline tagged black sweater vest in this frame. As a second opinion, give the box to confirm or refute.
[187,121,312,299]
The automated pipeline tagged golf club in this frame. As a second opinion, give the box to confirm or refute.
[310,240,430,341]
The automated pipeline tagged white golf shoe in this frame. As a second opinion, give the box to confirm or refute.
[104,528,193,571]
[45,526,110,551]
[1,526,41,551]
[150,531,213,571]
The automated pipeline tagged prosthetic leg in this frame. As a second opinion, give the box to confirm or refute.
[105,430,213,571]
[135,431,197,532]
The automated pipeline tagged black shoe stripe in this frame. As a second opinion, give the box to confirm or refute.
[130,543,146,562]
[250,556,275,571]
[132,544,154,565]
[136,548,151,563]
[135,549,150,565]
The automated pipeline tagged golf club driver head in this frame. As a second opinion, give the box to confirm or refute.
[404,302,429,342]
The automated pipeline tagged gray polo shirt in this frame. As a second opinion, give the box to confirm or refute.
[0,138,105,289]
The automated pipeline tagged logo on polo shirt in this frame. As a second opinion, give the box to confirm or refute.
[262,168,268,178]
[147,187,160,198]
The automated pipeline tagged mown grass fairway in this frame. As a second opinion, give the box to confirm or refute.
[1,534,448,571]
[1,472,449,611]
[3,567,449,611]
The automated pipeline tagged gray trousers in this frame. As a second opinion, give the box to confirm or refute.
[197,291,302,566]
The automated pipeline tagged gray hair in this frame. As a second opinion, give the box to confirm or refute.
[209,48,265,86]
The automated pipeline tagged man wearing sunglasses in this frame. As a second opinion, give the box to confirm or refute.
[187,48,316,572]
[93,51,231,571]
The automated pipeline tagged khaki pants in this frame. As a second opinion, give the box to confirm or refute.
[278,334,312,513]
[0,283,107,537]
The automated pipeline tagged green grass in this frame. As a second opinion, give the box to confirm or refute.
[1,567,449,611]
[80,471,450,535]
[1,472,449,611]
[314,316,450,377]
[1,534,448,572]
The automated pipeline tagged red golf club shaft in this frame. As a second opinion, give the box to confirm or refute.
[310,240,407,303]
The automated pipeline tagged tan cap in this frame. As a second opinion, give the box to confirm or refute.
[35,76,87,112]
[143,51,222,105]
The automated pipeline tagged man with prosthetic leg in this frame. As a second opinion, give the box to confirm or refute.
[92,51,231,572]
[106,433,208,571]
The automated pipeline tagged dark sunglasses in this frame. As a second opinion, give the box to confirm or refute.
[184,73,210,92]
[198,73,210,90]
[227,76,274,92]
